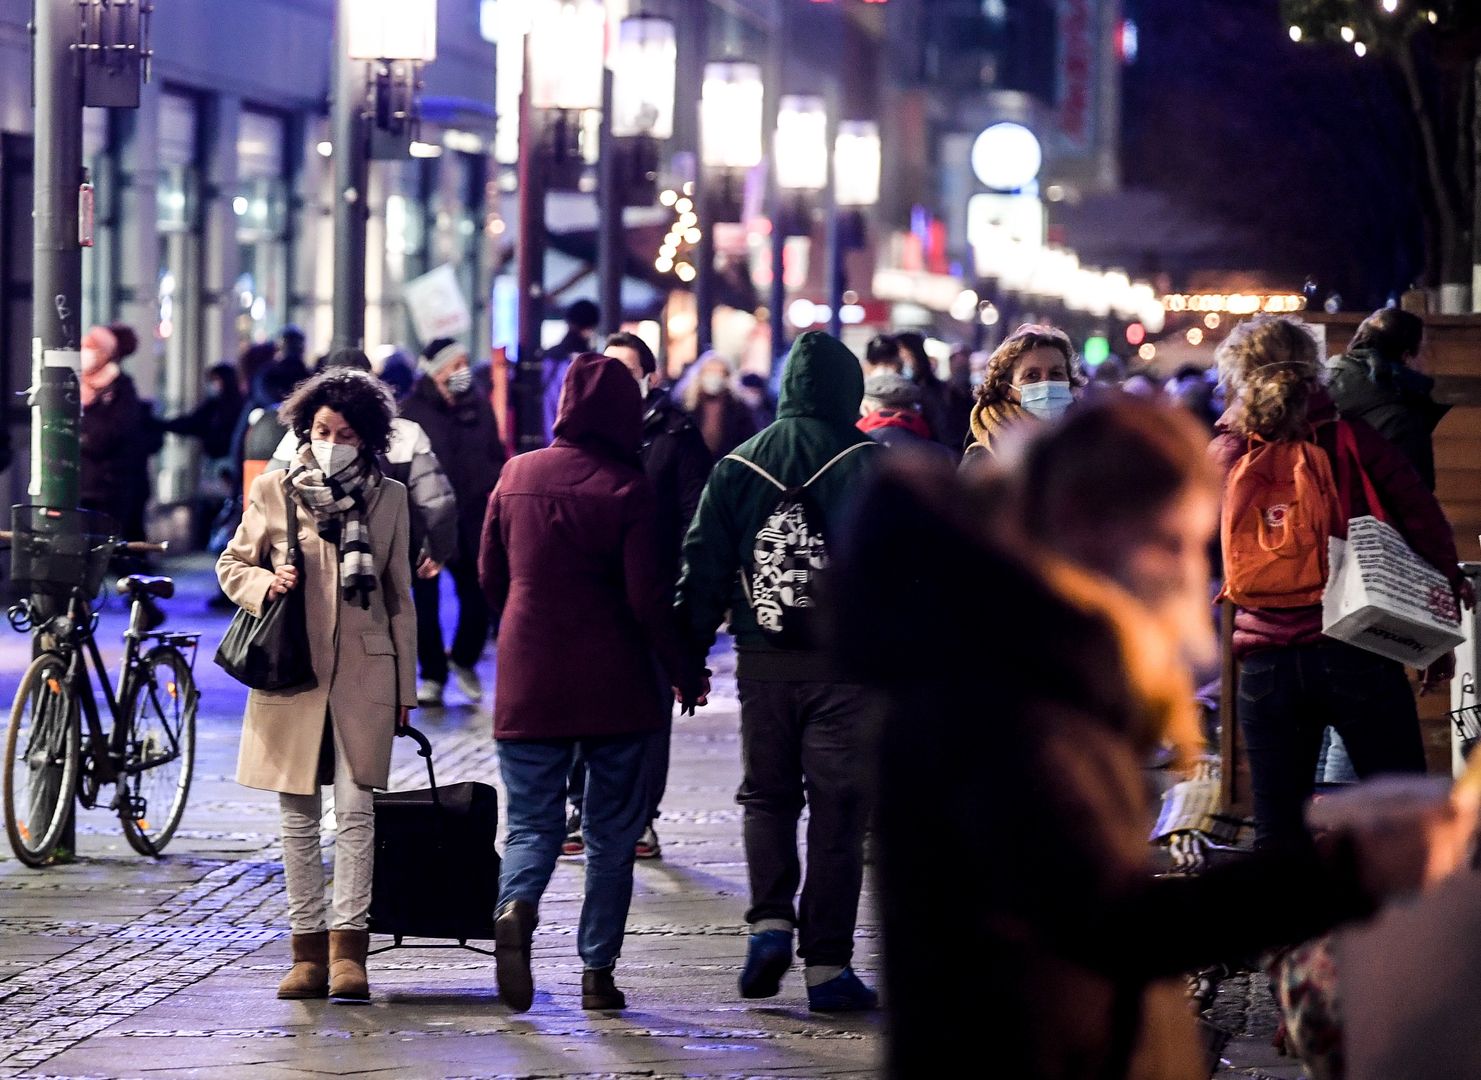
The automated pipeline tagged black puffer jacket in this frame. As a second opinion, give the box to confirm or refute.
[400,374,506,562]
[640,389,712,585]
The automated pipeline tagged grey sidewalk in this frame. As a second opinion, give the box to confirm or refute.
[0,562,880,1079]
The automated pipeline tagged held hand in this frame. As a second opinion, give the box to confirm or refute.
[416,556,443,579]
[266,564,299,599]
[1421,650,1456,696]
[399,706,413,728]
[675,674,712,714]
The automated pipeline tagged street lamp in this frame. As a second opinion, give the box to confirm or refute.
[513,0,607,451]
[774,95,827,237]
[345,0,438,154]
[610,13,676,206]
[834,120,881,210]
[696,59,763,353]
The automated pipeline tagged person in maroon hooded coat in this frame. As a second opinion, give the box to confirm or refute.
[479,352,708,1014]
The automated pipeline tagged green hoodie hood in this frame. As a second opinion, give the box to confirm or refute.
[776,331,865,426]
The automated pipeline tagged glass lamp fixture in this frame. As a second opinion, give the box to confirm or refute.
[611,14,676,139]
[701,61,764,170]
[834,121,881,208]
[528,0,605,112]
[774,96,828,192]
[346,0,438,61]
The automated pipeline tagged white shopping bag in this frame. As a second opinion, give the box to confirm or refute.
[1322,515,1463,668]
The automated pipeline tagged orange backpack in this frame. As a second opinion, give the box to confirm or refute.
[1220,427,1344,609]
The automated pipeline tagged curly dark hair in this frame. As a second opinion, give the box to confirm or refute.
[279,368,395,457]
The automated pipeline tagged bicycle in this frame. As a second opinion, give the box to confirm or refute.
[1,506,200,867]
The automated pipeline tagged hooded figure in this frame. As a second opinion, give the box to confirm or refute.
[1326,344,1449,490]
[675,330,885,1013]
[477,352,706,1014]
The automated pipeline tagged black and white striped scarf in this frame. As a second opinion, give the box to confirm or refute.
[286,445,381,609]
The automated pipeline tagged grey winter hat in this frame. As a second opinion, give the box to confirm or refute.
[863,372,921,409]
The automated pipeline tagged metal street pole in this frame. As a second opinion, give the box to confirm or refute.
[825,86,843,340]
[514,36,548,452]
[597,67,622,339]
[331,0,369,351]
[694,178,715,355]
[31,0,84,515]
[766,8,785,364]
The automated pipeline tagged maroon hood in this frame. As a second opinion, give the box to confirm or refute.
[553,352,643,459]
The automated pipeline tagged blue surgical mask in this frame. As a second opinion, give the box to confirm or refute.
[900,364,915,382]
[1018,380,1074,421]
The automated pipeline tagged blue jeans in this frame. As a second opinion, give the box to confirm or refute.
[568,710,672,824]
[497,734,649,970]
[1238,641,1425,849]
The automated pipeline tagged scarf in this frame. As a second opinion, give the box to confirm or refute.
[858,408,932,440]
[286,445,381,609]
[967,398,1034,457]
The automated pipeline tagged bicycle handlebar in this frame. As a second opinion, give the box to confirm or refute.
[0,530,167,556]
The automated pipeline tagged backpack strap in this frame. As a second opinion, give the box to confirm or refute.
[721,454,787,491]
[802,441,875,488]
[1334,420,1387,524]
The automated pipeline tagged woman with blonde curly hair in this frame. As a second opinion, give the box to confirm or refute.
[965,323,1083,459]
[1210,315,1468,849]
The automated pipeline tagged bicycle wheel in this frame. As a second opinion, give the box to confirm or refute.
[3,651,81,867]
[117,646,197,857]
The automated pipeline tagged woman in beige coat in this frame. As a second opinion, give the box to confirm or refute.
[217,368,416,1002]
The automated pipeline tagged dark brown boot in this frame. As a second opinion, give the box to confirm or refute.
[494,899,537,1012]
[328,929,370,1001]
[277,931,329,999]
[581,966,626,1011]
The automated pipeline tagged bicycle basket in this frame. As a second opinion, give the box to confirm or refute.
[1450,675,1479,762]
[7,505,119,599]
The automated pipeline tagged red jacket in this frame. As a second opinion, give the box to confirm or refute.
[479,354,701,739]
[1209,394,1461,657]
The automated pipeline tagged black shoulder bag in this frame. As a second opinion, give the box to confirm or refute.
[214,478,317,691]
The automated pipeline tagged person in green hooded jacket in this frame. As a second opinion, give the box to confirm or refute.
[676,330,884,1013]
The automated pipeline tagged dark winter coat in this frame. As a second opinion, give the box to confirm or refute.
[830,460,1379,1080]
[80,372,157,537]
[858,408,956,465]
[479,353,702,741]
[641,389,713,585]
[400,374,506,563]
[676,331,880,681]
[1208,392,1461,658]
[1325,347,1449,490]
[160,392,244,460]
[690,393,759,462]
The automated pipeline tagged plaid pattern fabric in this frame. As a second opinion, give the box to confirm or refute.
[287,445,381,609]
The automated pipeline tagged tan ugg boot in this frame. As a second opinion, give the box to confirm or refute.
[328,929,371,1001]
[277,931,329,999]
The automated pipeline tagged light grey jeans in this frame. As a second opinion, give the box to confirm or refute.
[278,732,375,933]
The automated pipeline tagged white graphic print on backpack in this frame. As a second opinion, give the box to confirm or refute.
[723,442,873,648]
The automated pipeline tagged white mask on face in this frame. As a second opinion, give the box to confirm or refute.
[1018,380,1074,421]
[445,367,474,396]
[636,374,652,399]
[700,373,727,396]
[311,440,358,476]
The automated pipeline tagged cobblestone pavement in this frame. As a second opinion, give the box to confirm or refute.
[0,561,1312,1079]
[0,561,880,1079]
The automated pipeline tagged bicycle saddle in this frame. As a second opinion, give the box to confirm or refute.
[116,575,175,600]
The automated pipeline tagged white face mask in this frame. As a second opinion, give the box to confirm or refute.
[311,440,358,476]
[1018,380,1074,421]
[900,364,915,382]
[700,373,727,396]
[635,374,652,399]
[445,367,474,396]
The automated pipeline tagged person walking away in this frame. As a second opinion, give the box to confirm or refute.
[736,371,777,431]
[684,352,758,462]
[941,343,978,451]
[79,324,159,542]
[862,333,902,379]
[676,330,883,1012]
[399,338,506,706]
[267,348,457,593]
[830,398,1477,1079]
[541,299,600,446]
[857,372,956,465]
[216,368,416,1002]
[965,323,1082,462]
[895,330,964,450]
[1210,316,1470,849]
[479,353,707,1013]
[561,332,714,861]
[1327,307,1448,490]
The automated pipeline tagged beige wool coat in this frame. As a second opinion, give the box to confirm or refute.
[217,470,417,795]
